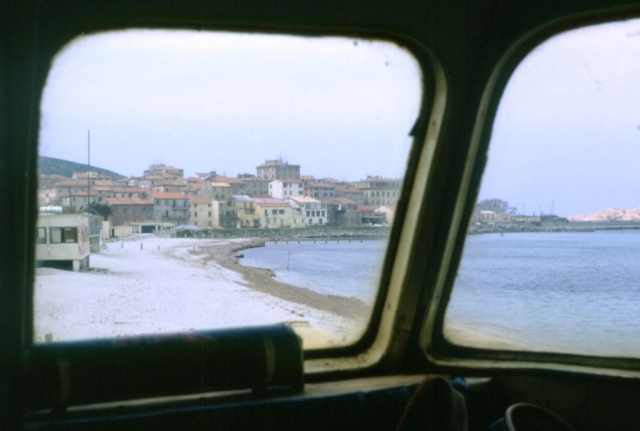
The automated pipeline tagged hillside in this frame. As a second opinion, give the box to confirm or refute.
[568,207,640,222]
[38,156,125,180]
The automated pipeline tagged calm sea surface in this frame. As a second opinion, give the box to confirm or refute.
[239,239,387,306]
[447,230,640,357]
[240,231,640,357]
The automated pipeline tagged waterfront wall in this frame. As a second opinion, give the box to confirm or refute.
[176,226,391,241]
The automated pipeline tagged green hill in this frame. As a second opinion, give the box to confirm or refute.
[38,156,125,180]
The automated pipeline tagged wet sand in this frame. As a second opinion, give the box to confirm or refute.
[196,239,369,320]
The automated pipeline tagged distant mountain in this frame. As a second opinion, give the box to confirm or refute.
[568,207,640,222]
[38,156,125,180]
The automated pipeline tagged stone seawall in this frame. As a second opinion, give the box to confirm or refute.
[177,226,391,241]
[469,221,640,235]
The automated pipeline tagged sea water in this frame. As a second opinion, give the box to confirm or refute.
[239,239,387,306]
[447,230,640,357]
[241,231,640,358]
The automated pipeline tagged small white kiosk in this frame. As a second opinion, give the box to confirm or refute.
[36,208,90,271]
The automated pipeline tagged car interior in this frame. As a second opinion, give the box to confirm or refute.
[2,0,640,430]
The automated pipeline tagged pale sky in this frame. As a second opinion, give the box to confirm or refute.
[39,30,422,182]
[479,18,640,217]
[39,20,640,217]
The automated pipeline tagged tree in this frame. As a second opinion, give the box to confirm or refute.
[476,198,517,214]
[87,202,113,221]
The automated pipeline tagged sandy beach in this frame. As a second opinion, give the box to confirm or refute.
[34,234,533,352]
[34,235,369,349]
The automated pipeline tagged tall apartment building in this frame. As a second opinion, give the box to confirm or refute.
[356,176,402,207]
[150,192,190,226]
[256,159,300,180]
[143,163,184,179]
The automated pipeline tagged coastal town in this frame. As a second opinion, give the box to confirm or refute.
[35,158,394,343]
[38,158,399,236]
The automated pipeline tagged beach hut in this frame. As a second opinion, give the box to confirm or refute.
[36,213,90,271]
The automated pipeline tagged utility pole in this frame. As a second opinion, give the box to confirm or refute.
[87,130,91,212]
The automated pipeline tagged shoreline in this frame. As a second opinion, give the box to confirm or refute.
[469,221,640,235]
[175,226,391,242]
[35,235,556,352]
[34,235,369,345]
[445,323,536,351]
[196,239,370,320]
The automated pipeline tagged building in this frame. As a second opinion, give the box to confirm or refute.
[212,177,245,195]
[200,182,233,201]
[234,195,261,228]
[211,200,238,228]
[39,179,90,206]
[269,179,303,199]
[358,205,385,225]
[94,187,150,202]
[143,163,184,178]
[356,176,402,207]
[89,215,102,253]
[335,186,365,206]
[304,182,336,200]
[60,192,98,211]
[288,196,327,226]
[150,192,190,226]
[104,198,154,227]
[332,197,360,227]
[479,210,496,222]
[256,159,300,180]
[242,178,270,197]
[375,205,396,225]
[72,171,112,181]
[36,212,91,272]
[151,179,187,193]
[253,197,304,229]
[188,195,213,227]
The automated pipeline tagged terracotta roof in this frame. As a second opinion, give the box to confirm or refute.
[41,180,85,188]
[104,198,153,205]
[189,195,211,204]
[336,187,361,194]
[335,197,356,204]
[289,196,321,203]
[214,178,243,185]
[253,197,289,206]
[150,192,188,199]
[108,187,148,194]
[66,192,97,197]
[305,183,335,189]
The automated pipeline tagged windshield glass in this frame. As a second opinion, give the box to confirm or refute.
[35,30,422,349]
[445,18,640,357]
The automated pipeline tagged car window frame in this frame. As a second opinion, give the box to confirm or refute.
[420,7,640,377]
[25,22,441,373]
